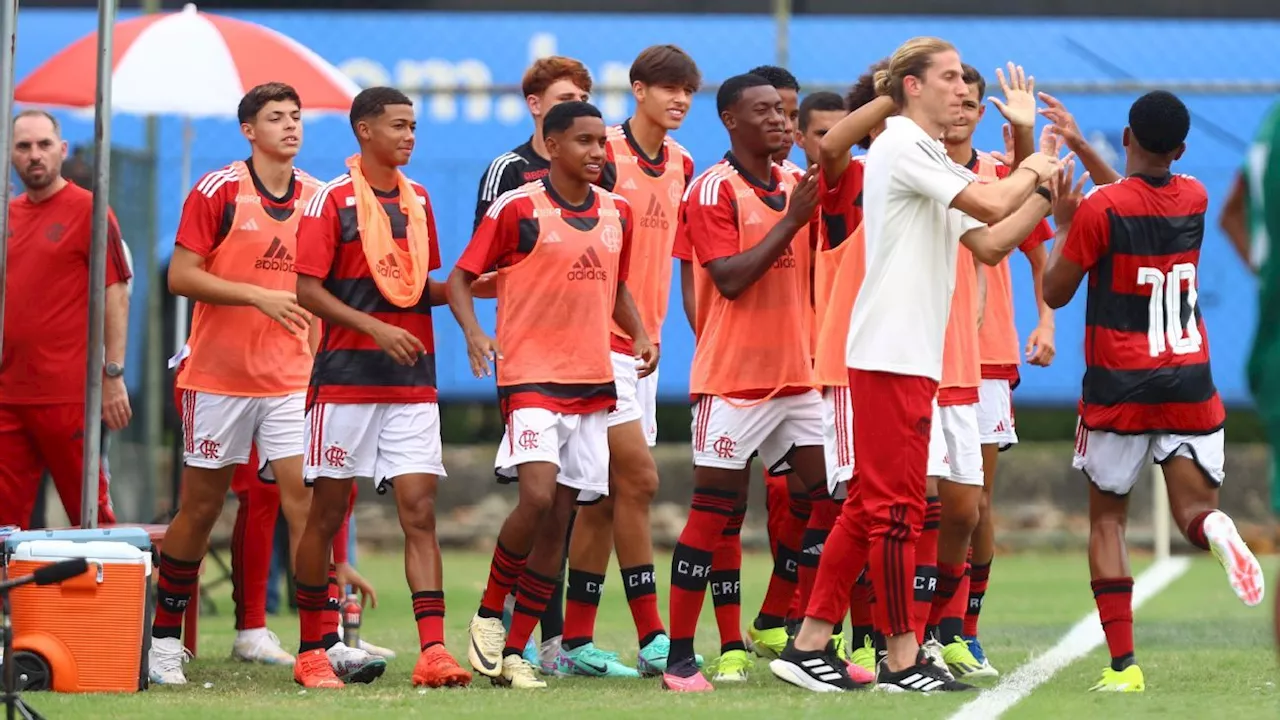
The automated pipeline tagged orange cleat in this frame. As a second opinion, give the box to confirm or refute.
[412,645,474,688]
[294,648,345,689]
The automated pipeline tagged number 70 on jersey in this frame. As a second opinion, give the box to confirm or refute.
[1137,263,1203,357]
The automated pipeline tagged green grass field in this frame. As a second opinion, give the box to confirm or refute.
[22,551,1279,719]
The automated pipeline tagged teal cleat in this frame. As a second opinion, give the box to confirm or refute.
[636,633,703,677]
[555,642,641,678]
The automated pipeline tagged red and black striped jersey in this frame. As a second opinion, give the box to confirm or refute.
[1062,172,1224,435]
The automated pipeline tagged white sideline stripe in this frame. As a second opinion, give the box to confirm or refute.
[947,557,1191,720]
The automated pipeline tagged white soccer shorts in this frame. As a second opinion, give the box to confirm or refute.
[926,399,985,486]
[303,402,447,491]
[608,351,659,447]
[1072,422,1225,496]
[691,391,824,472]
[822,385,855,494]
[977,378,1019,447]
[496,407,610,496]
[181,390,304,471]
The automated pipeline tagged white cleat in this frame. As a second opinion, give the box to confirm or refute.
[336,624,397,660]
[148,636,189,685]
[921,638,956,681]
[538,635,562,676]
[468,614,507,678]
[499,654,548,689]
[326,641,387,684]
[1203,510,1266,607]
[231,629,295,666]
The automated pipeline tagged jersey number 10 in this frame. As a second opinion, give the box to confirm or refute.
[1137,263,1203,357]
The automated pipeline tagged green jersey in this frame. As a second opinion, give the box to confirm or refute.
[1242,100,1280,404]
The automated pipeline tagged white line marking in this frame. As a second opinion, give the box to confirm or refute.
[947,556,1191,720]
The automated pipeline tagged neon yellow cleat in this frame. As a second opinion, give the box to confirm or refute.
[1089,664,1144,692]
[942,635,996,680]
[849,636,877,676]
[708,649,753,682]
[747,624,788,659]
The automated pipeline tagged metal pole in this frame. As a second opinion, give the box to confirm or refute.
[1152,464,1171,563]
[772,0,791,68]
[142,0,161,521]
[81,0,116,529]
[0,0,19,367]
[172,117,192,355]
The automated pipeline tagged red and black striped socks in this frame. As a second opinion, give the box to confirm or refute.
[412,590,446,650]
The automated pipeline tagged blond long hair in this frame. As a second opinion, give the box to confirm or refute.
[873,37,957,106]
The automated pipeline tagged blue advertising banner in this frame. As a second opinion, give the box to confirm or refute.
[13,11,1277,404]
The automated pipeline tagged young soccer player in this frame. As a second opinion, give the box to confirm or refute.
[939,65,1056,677]
[1043,90,1265,693]
[472,55,593,670]
[151,83,328,684]
[661,73,828,693]
[294,87,470,689]
[772,38,1059,694]
[451,101,655,689]
[557,45,699,678]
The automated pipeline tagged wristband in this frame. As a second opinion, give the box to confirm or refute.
[1034,186,1052,203]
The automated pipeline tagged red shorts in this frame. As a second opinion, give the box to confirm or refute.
[848,368,936,537]
[0,403,115,527]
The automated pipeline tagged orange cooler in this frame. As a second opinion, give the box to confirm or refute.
[8,540,151,692]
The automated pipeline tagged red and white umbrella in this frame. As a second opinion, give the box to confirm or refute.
[15,3,359,117]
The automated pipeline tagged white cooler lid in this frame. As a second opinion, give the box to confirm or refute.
[11,539,150,566]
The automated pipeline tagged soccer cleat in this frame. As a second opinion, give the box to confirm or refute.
[636,634,704,676]
[337,623,397,660]
[538,635,563,676]
[326,642,387,684]
[468,614,507,678]
[1089,664,1144,692]
[412,645,473,688]
[770,643,866,693]
[708,648,753,682]
[148,636,189,685]
[748,623,789,659]
[661,658,713,692]
[832,631,850,662]
[963,635,999,678]
[497,654,547,689]
[556,642,640,678]
[921,637,956,681]
[876,653,975,693]
[231,629,295,666]
[849,636,877,676]
[844,659,877,685]
[1202,511,1266,607]
[941,635,994,679]
[294,648,344,689]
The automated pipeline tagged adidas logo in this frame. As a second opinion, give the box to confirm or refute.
[239,218,260,232]
[897,672,946,692]
[544,231,563,244]
[639,194,670,231]
[253,237,295,272]
[377,253,403,280]
[993,420,1007,433]
[745,211,763,226]
[772,244,796,270]
[622,177,639,191]
[567,247,609,282]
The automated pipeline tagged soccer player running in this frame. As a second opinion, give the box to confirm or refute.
[770,38,1059,694]
[556,45,699,679]
[451,101,655,690]
[294,87,470,690]
[472,55,593,671]
[661,73,828,693]
[1043,90,1265,693]
[1219,98,1280,653]
[151,84,326,683]
[0,110,130,529]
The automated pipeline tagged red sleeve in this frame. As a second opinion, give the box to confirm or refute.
[1062,193,1110,272]
[616,198,633,283]
[423,191,442,271]
[456,195,521,275]
[1019,218,1054,253]
[683,152,695,186]
[105,210,132,286]
[295,191,340,279]
[687,178,740,265]
[672,201,693,261]
[173,183,224,257]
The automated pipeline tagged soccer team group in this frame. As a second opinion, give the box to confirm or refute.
[144,36,1267,696]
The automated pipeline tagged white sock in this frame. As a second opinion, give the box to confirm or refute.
[237,627,269,643]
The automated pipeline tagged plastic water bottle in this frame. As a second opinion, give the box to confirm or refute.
[341,593,362,649]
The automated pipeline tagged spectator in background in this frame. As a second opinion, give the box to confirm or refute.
[1,110,133,528]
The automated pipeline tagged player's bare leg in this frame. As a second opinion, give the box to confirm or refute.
[1162,456,1264,606]
[149,465,237,684]
[271,454,311,567]
[1085,481,1141,691]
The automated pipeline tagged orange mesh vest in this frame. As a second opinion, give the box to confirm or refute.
[605,129,685,345]
[938,157,998,403]
[496,182,621,388]
[178,162,318,396]
[975,155,1024,368]
[689,167,813,398]
[813,224,867,388]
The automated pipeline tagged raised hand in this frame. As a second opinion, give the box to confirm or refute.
[1037,92,1083,148]
[1050,157,1091,227]
[988,123,1017,166]
[989,62,1037,129]
[786,165,820,226]
[1018,151,1062,184]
